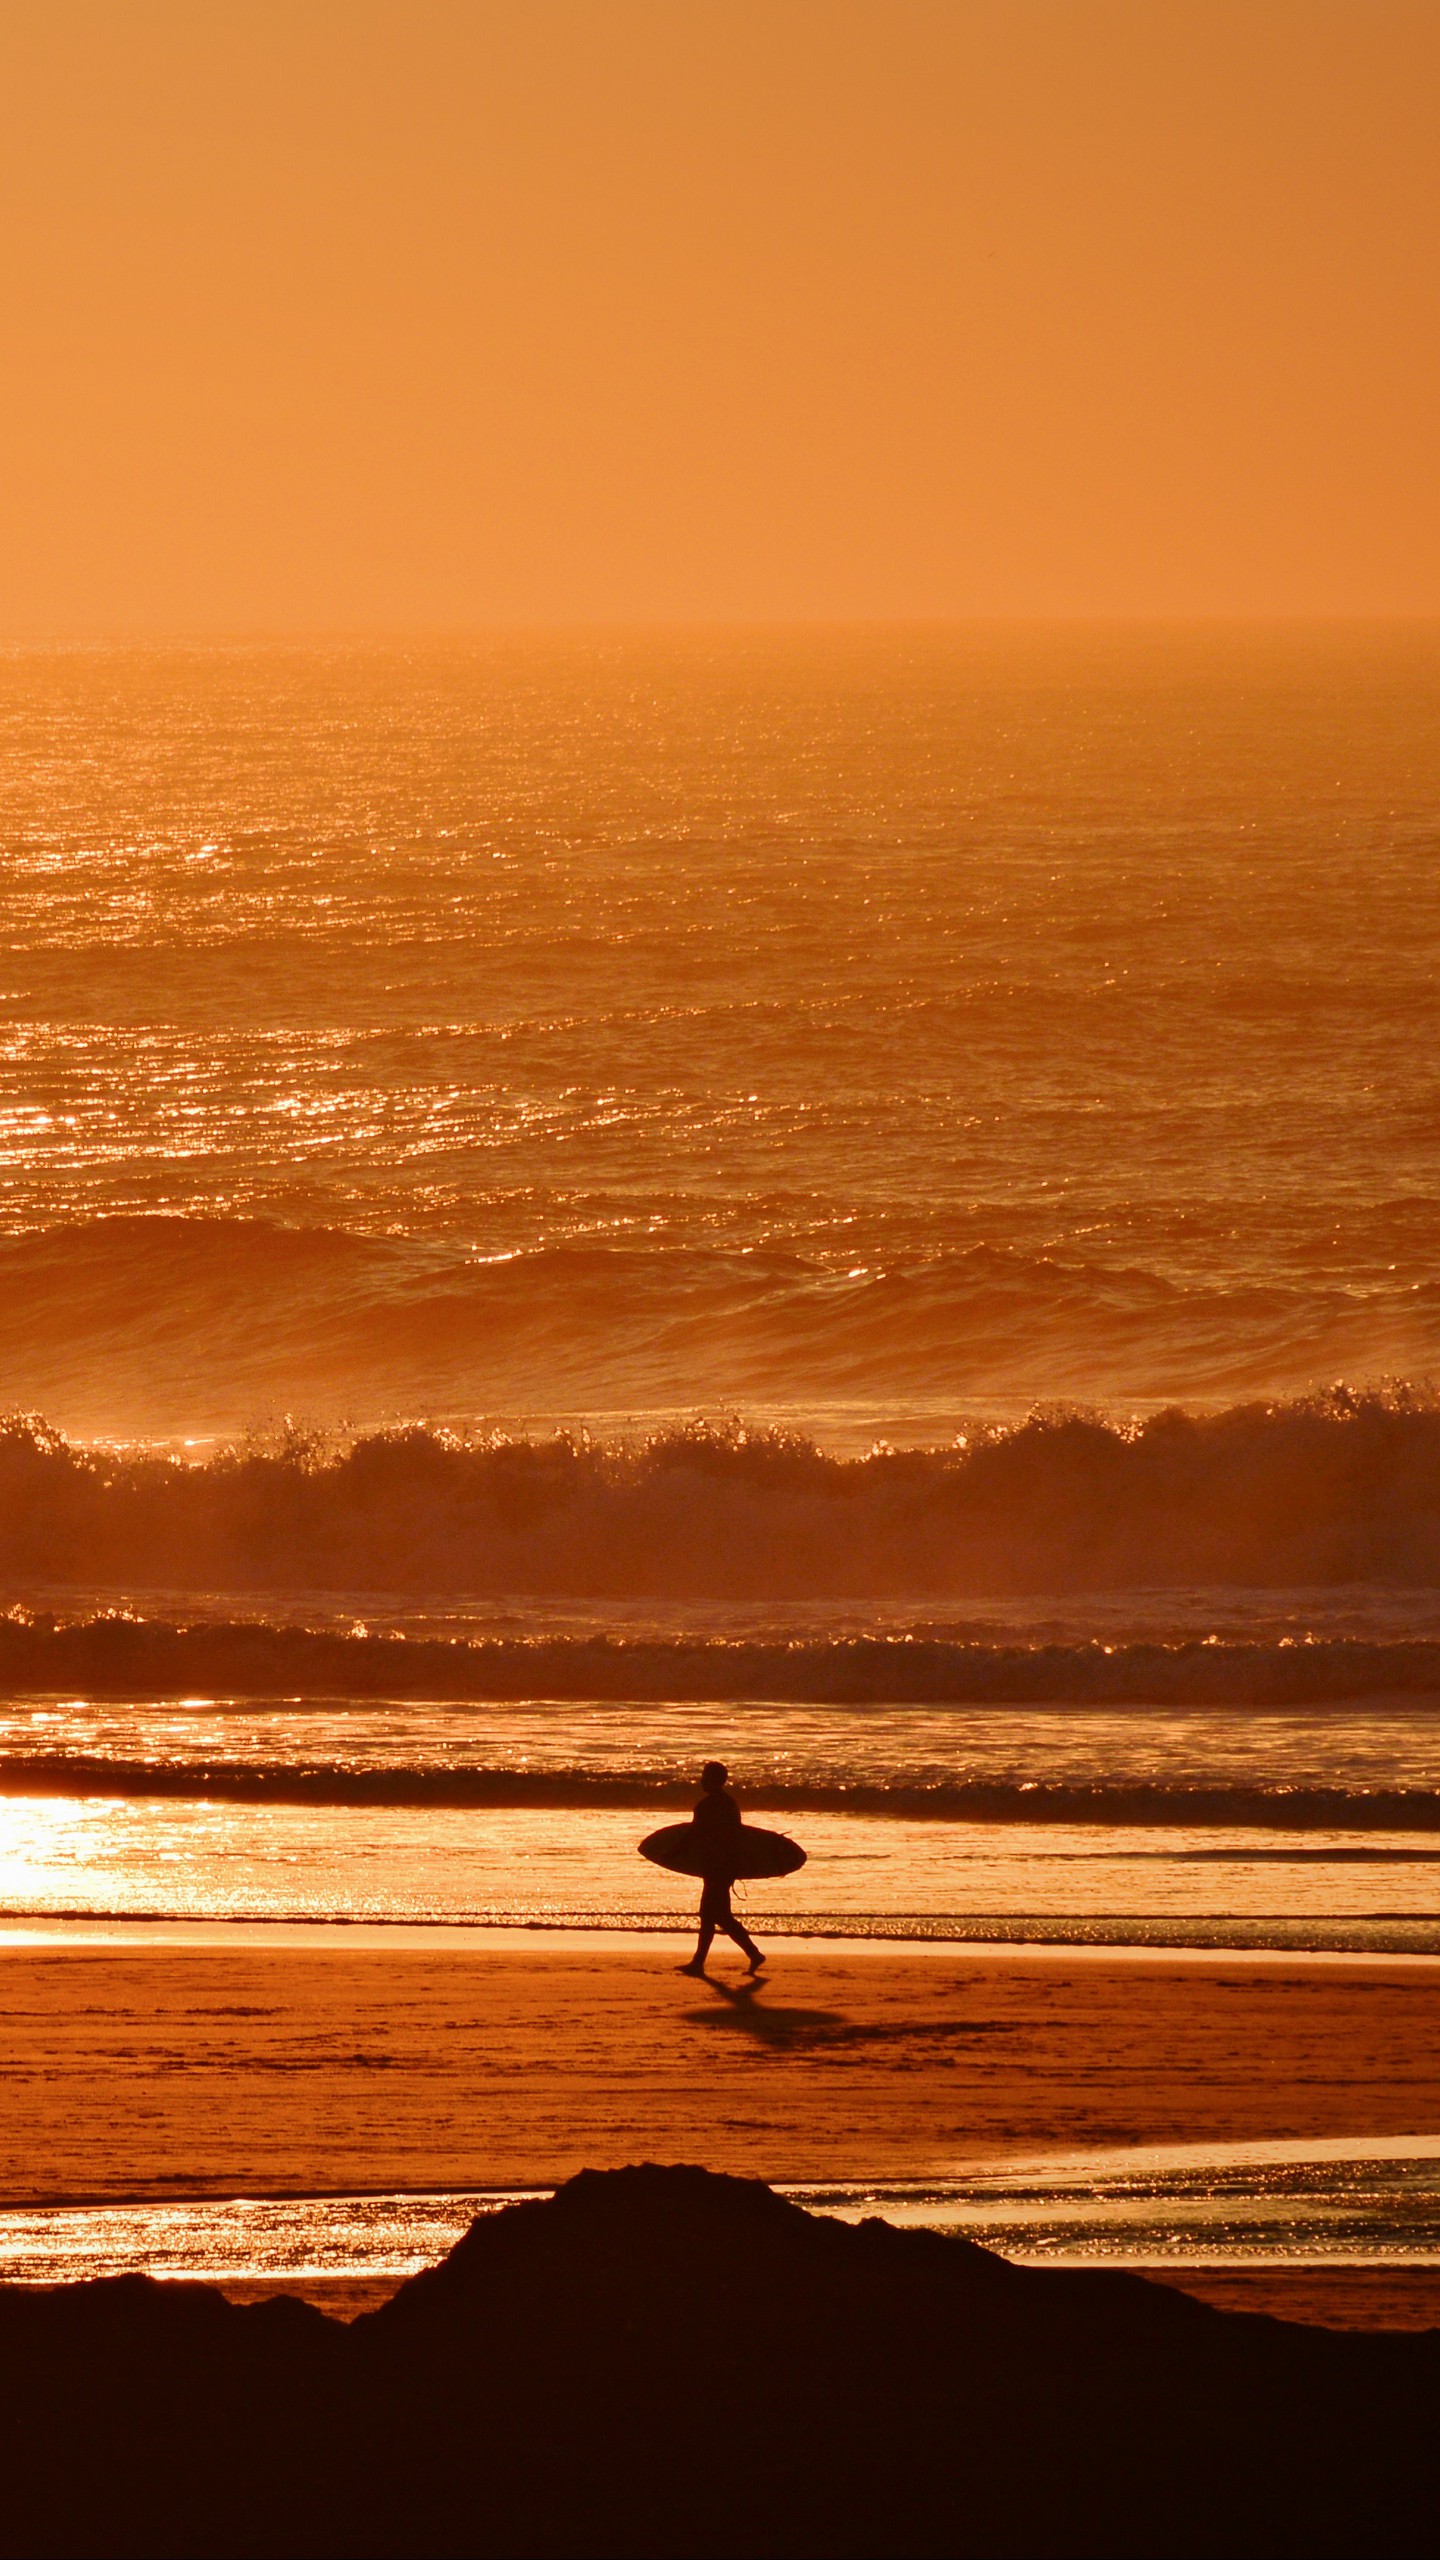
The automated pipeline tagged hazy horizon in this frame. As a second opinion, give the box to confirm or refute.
[8,612,1440,646]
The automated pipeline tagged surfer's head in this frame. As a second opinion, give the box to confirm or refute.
[700,1760,728,1792]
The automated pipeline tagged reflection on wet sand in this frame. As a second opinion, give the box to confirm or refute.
[5,2135,1440,2332]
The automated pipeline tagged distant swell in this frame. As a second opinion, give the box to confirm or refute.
[1,1215,1438,1427]
[0,1752,1436,1830]
[4,1389,1440,1597]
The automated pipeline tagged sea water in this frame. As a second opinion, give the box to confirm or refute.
[3,624,1439,1436]
[4,628,1440,2299]
[2,627,1439,1937]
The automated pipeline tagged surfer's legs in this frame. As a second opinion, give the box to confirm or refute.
[686,1878,762,1972]
[680,1877,724,1971]
[718,1908,762,1967]
[682,1877,759,1972]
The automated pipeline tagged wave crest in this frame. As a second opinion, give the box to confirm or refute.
[3,1389,1440,1598]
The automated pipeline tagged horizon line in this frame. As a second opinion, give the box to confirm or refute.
[3,611,1440,651]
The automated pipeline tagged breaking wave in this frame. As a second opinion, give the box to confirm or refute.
[3,1387,1440,1599]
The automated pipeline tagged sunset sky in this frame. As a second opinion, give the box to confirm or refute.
[1,0,1437,632]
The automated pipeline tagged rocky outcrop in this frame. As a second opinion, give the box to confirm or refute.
[0,2164,1435,2556]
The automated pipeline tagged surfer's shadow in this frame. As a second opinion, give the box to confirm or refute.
[684,1981,847,2050]
[686,1983,1017,2055]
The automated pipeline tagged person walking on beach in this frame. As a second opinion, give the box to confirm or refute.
[679,1760,765,1977]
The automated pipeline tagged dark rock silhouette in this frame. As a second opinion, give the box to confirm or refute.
[0,2164,1436,2556]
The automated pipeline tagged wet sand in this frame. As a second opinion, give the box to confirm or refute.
[0,1935,1435,2204]
[210,2266,1440,2331]
[1155,2266,1440,2331]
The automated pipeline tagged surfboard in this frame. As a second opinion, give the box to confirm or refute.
[639,1822,807,1882]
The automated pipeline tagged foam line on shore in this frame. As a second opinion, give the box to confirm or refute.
[6,1915,1440,1966]
[3,1907,1439,1955]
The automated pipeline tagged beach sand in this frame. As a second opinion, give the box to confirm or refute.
[1,1935,1435,2202]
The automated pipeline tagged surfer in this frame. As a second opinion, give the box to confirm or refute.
[679,1761,765,1977]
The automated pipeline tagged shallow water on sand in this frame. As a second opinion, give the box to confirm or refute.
[0,1694,1436,1948]
[4,2139,1440,2329]
[1,1794,1438,1950]
[7,1690,1439,1799]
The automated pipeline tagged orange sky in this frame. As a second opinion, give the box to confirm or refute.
[1,0,1436,632]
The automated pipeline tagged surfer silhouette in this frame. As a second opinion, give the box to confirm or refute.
[678,1761,765,1977]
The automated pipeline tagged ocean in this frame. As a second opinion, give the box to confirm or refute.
[2,622,1438,1945]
